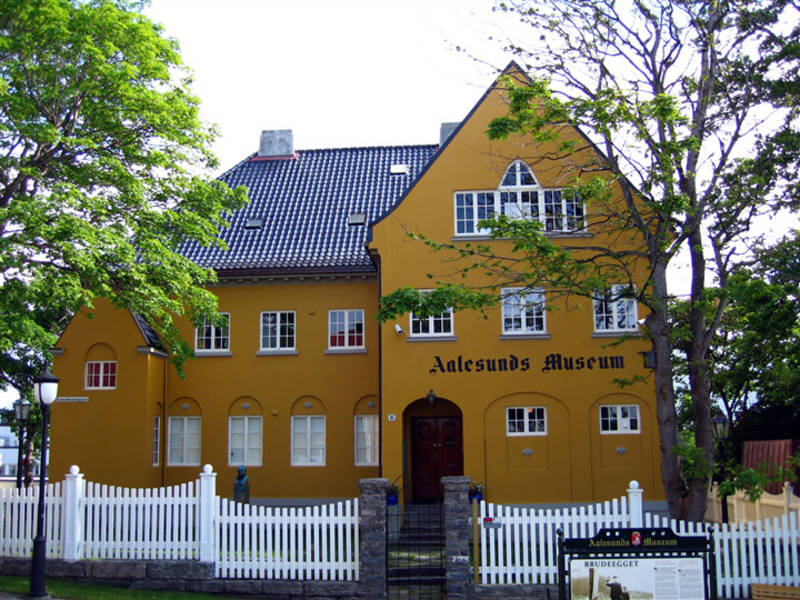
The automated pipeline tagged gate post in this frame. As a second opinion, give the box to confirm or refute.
[627,479,643,527]
[358,478,389,599]
[442,475,471,600]
[62,465,84,561]
[198,464,216,563]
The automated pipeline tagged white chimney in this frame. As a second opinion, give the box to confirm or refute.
[258,130,293,158]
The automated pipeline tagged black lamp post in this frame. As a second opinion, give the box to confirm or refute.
[28,368,58,600]
[13,398,31,490]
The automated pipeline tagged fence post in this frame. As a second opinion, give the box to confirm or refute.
[783,481,794,516]
[627,480,643,527]
[358,478,388,599]
[442,476,472,600]
[198,464,216,563]
[62,465,84,561]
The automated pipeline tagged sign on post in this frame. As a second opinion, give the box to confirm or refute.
[558,528,716,600]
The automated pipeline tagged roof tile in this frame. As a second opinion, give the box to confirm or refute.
[180,145,437,274]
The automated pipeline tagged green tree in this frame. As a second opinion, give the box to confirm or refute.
[379,0,799,519]
[0,0,248,390]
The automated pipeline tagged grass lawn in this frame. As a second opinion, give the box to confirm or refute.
[0,575,244,599]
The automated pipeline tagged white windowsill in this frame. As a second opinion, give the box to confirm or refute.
[406,335,458,343]
[195,350,233,357]
[256,349,299,356]
[499,333,551,340]
[591,331,641,338]
[325,348,367,354]
[451,231,592,242]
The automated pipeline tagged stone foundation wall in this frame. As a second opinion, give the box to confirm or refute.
[0,557,360,598]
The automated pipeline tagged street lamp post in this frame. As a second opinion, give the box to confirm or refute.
[13,398,31,490]
[28,369,58,600]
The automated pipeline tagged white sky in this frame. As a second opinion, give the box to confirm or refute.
[143,0,521,174]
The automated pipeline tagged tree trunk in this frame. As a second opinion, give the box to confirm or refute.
[649,262,684,518]
[680,224,715,521]
[24,425,35,489]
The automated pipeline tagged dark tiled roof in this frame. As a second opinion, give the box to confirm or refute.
[131,312,163,348]
[180,145,438,274]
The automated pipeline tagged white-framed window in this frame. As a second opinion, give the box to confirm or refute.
[152,416,160,466]
[410,309,454,337]
[506,406,548,435]
[260,311,295,351]
[195,313,230,352]
[354,415,379,466]
[502,288,546,334]
[409,291,454,337]
[454,160,584,236]
[599,404,640,434]
[291,415,326,466]
[168,416,201,465]
[328,310,364,349]
[84,360,117,389]
[229,416,263,466]
[593,285,638,332]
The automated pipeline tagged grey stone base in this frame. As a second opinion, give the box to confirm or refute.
[471,583,558,599]
[0,558,361,598]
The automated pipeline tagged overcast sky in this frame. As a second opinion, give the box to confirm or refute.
[144,0,521,173]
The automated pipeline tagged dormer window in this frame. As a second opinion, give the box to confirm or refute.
[390,164,409,175]
[244,217,264,230]
[454,160,584,236]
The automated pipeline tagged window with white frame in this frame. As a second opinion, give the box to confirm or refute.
[260,311,295,351]
[84,360,117,389]
[409,291,454,337]
[354,415,379,466]
[168,416,201,465]
[410,309,453,337]
[502,288,546,334]
[229,416,263,466]
[506,406,548,435]
[599,405,640,433]
[195,313,230,352]
[328,310,364,349]
[593,285,638,332]
[454,160,584,236]
[291,415,326,466]
[152,416,160,466]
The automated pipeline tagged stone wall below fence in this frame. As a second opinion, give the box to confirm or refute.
[470,583,558,599]
[0,558,360,599]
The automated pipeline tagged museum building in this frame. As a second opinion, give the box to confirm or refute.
[50,64,663,504]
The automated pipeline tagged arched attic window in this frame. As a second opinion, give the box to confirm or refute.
[454,160,584,236]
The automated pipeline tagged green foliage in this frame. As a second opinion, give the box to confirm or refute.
[716,453,800,503]
[0,0,248,386]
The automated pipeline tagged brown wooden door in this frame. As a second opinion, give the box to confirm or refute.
[410,417,463,502]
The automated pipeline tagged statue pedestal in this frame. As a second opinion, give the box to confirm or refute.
[233,482,250,503]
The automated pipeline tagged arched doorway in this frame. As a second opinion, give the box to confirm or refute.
[403,393,463,503]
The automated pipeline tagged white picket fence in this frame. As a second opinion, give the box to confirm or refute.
[82,481,200,560]
[478,492,632,585]
[0,465,359,581]
[215,497,359,580]
[0,483,64,559]
[478,483,800,599]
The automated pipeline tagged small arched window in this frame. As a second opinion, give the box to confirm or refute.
[454,160,584,235]
[84,343,117,390]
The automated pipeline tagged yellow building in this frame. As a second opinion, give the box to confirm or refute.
[51,64,662,504]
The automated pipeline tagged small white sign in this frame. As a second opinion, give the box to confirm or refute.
[387,414,397,422]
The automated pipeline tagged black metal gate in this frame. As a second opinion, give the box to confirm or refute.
[387,503,445,599]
